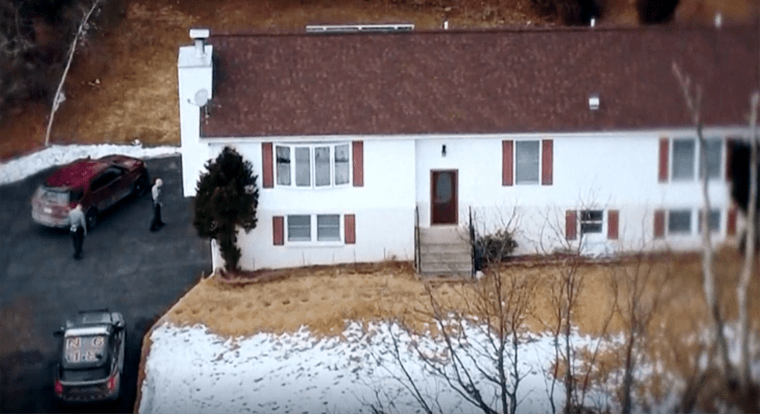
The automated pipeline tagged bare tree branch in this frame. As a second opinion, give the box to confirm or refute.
[737,92,759,387]
[44,0,100,147]
[671,61,733,379]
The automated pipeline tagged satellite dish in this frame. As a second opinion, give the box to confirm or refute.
[193,89,209,107]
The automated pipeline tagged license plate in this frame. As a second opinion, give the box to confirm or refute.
[44,207,52,214]
[71,385,100,394]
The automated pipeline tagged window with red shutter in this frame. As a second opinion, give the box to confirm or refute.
[352,141,363,187]
[344,214,356,244]
[541,139,553,186]
[502,140,513,186]
[272,216,284,245]
[608,210,619,240]
[262,142,274,188]
[565,210,577,241]
[658,138,669,183]
[654,210,665,239]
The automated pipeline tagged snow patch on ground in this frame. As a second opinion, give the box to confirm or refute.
[0,144,180,185]
[139,322,619,414]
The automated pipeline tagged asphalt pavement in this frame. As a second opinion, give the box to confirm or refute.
[0,155,212,413]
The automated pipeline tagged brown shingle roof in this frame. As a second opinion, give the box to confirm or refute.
[200,25,759,138]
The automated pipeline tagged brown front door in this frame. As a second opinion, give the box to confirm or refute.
[431,170,458,225]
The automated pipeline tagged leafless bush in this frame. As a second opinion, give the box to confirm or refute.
[530,0,601,25]
[475,228,517,267]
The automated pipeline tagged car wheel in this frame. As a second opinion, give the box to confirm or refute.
[133,172,150,197]
[85,208,98,230]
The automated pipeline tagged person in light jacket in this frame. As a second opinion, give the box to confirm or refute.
[150,178,165,232]
[68,204,86,259]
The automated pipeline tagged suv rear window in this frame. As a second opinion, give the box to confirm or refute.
[36,186,84,204]
[37,187,69,204]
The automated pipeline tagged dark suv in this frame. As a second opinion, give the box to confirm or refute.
[53,310,126,403]
[31,155,150,230]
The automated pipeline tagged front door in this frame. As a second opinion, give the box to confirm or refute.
[431,170,458,225]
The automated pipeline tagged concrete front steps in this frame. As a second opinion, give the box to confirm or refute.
[418,226,473,279]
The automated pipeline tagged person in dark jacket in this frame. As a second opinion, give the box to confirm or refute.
[150,178,165,232]
[68,204,86,259]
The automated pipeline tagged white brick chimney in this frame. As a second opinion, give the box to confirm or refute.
[178,28,213,197]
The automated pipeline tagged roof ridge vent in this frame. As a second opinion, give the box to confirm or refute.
[588,93,600,111]
[305,24,414,33]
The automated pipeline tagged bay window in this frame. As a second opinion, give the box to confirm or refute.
[276,143,351,188]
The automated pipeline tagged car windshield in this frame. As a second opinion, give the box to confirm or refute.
[60,365,110,382]
[61,334,110,369]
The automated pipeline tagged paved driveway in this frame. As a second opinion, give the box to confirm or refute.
[0,156,211,413]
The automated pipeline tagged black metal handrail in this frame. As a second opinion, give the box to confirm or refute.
[469,207,475,278]
[414,205,421,273]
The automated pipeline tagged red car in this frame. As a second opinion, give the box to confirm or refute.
[31,155,150,229]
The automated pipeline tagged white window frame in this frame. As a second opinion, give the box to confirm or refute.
[514,140,543,185]
[275,143,352,189]
[285,213,344,245]
[670,137,723,182]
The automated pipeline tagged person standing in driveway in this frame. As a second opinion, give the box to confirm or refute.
[150,178,165,232]
[68,204,86,260]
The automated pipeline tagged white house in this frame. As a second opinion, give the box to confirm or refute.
[177,24,757,273]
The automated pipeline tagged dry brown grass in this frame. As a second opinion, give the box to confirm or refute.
[161,247,758,342]
[146,247,759,410]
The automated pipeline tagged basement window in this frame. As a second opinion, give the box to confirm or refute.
[286,214,343,243]
[580,210,603,234]
[668,210,692,235]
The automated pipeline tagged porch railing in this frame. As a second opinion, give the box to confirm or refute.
[414,205,421,273]
[469,207,475,278]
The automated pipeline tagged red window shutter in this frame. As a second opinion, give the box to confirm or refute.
[658,138,669,183]
[542,139,553,186]
[654,210,665,239]
[262,142,274,188]
[345,214,356,244]
[502,140,513,186]
[273,216,284,246]
[725,137,735,182]
[565,210,577,241]
[352,141,364,187]
[727,207,738,236]
[608,210,619,240]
